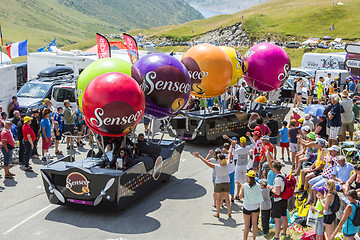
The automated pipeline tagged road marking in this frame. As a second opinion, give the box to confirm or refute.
[2,204,52,235]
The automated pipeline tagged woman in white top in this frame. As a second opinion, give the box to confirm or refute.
[193,141,234,218]
[239,170,264,240]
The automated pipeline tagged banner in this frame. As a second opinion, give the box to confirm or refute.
[96,33,111,59]
[123,33,139,64]
[37,38,57,52]
[6,39,28,59]
[0,19,3,46]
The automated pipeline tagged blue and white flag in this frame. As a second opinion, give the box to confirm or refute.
[6,39,28,59]
[37,38,56,52]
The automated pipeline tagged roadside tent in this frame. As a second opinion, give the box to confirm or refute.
[334,38,342,43]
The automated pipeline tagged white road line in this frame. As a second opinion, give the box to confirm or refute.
[3,204,52,235]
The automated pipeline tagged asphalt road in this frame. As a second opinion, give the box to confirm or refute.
[0,112,295,240]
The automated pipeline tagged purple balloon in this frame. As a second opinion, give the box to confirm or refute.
[132,53,191,119]
[345,41,360,80]
[243,43,291,92]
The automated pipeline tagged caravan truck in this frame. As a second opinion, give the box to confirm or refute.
[301,52,346,70]
[0,64,18,112]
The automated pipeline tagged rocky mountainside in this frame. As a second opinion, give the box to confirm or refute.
[185,0,271,17]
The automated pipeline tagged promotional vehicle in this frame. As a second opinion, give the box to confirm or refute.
[0,64,17,112]
[301,52,346,70]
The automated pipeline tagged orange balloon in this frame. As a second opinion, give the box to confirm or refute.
[181,43,232,98]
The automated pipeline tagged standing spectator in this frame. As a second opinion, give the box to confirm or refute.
[63,100,76,150]
[259,179,271,236]
[307,76,315,105]
[340,90,355,141]
[288,119,300,167]
[266,113,279,159]
[239,170,263,240]
[303,114,315,131]
[22,116,35,172]
[53,107,63,155]
[41,108,52,161]
[266,161,288,240]
[320,180,337,240]
[279,121,290,161]
[352,99,360,123]
[1,121,16,179]
[316,78,325,103]
[1,112,8,129]
[331,190,360,240]
[7,96,20,118]
[253,131,263,174]
[11,110,21,126]
[315,115,328,140]
[324,73,332,96]
[348,77,356,93]
[294,77,305,108]
[16,115,25,165]
[74,107,85,147]
[290,108,301,127]
[333,77,340,93]
[30,109,40,159]
[222,142,236,202]
[239,81,250,105]
[328,94,342,146]
[310,187,326,240]
[255,117,271,137]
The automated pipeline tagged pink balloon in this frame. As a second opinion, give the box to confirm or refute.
[243,43,291,92]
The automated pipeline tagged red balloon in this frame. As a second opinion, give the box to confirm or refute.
[82,72,145,137]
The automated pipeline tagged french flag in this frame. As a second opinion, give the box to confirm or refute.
[6,40,28,59]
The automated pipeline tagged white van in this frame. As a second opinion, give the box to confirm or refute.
[0,64,17,113]
[301,52,346,70]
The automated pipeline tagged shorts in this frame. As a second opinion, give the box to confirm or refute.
[343,233,356,238]
[315,217,324,236]
[0,147,13,167]
[243,207,260,215]
[314,170,322,176]
[64,124,75,135]
[290,143,298,152]
[329,126,340,140]
[42,137,52,150]
[324,214,336,224]
[280,142,289,148]
[297,93,302,96]
[74,123,85,132]
[253,161,260,169]
[235,165,247,184]
[309,175,328,189]
[269,137,278,145]
[339,121,355,135]
[272,199,288,218]
[214,182,231,193]
[54,132,62,141]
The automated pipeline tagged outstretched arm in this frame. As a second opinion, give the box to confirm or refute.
[193,152,215,169]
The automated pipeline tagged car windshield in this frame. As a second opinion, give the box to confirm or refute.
[17,82,52,98]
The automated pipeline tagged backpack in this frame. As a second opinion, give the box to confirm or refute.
[330,192,340,213]
[276,174,297,200]
[350,202,360,227]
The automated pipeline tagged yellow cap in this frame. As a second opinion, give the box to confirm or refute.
[42,98,50,104]
[24,116,32,123]
[246,170,256,178]
[240,137,246,144]
[298,118,304,123]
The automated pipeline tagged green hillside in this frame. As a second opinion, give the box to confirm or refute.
[0,0,203,51]
[129,0,360,41]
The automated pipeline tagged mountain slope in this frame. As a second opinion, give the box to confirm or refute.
[129,0,360,40]
[0,0,203,51]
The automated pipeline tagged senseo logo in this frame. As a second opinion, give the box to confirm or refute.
[90,107,142,128]
[66,172,90,195]
[145,71,191,95]
[277,64,290,82]
[152,157,163,181]
[188,70,208,80]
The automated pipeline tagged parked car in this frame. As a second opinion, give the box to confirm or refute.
[286,41,301,48]
[17,66,77,115]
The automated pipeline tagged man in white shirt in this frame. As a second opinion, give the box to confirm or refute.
[238,81,250,105]
[324,73,332,96]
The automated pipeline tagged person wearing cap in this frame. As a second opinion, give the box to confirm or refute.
[294,131,318,176]
[252,131,263,174]
[328,94,342,146]
[41,108,52,161]
[266,161,288,240]
[1,121,16,179]
[303,114,315,131]
[30,109,41,158]
[352,98,360,123]
[348,77,356,93]
[22,116,35,172]
[258,179,271,235]
[193,142,234,219]
[224,132,255,200]
[339,89,355,142]
[17,114,25,165]
[266,113,278,158]
[297,138,327,204]
[7,96,20,119]
[316,77,325,103]
[239,170,263,240]
[290,108,301,127]
[306,145,339,202]
[309,186,326,239]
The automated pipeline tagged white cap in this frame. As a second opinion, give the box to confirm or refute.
[328,145,339,152]
[293,108,299,113]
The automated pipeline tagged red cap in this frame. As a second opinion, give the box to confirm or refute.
[253,131,261,137]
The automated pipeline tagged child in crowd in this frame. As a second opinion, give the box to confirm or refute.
[288,119,300,167]
[279,121,290,162]
[259,179,271,236]
[310,186,326,240]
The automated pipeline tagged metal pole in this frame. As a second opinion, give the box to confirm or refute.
[147,118,153,141]
[158,117,172,145]
[90,130,109,162]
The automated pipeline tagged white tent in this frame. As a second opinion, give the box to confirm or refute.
[0,52,11,65]
[334,38,342,43]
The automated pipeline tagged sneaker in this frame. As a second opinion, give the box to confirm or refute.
[280,233,288,237]
[298,192,308,202]
[294,189,305,195]
[258,232,267,236]
[288,157,291,161]
[272,238,280,240]
[24,167,33,172]
[31,155,39,159]
[280,157,284,161]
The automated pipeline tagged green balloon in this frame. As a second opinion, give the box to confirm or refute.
[76,58,132,111]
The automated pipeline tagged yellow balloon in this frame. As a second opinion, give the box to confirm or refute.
[219,46,244,87]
